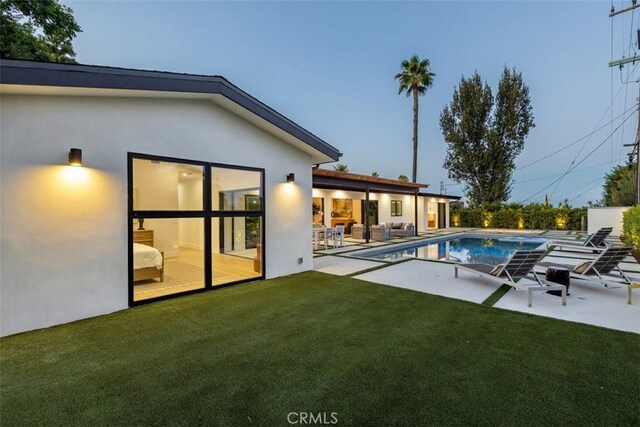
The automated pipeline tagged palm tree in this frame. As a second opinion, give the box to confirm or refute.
[333,164,349,172]
[395,55,435,183]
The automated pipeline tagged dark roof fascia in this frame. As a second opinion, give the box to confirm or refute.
[0,59,341,162]
[313,176,420,195]
[418,192,461,200]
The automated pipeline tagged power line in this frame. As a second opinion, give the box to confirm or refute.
[553,177,605,200]
[551,104,638,199]
[567,180,605,203]
[518,107,637,203]
[512,159,624,185]
[516,103,636,171]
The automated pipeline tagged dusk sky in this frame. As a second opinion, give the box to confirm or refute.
[65,0,638,206]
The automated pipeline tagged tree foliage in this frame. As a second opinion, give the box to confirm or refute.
[371,171,379,177]
[333,164,349,172]
[395,55,435,183]
[397,174,409,182]
[440,67,534,207]
[1,0,81,63]
[622,205,640,253]
[602,164,637,207]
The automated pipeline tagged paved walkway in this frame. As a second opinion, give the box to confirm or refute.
[313,229,640,333]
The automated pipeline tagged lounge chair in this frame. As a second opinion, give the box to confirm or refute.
[549,227,612,252]
[454,249,566,307]
[537,245,634,288]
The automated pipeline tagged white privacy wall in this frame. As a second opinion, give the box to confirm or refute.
[587,207,630,237]
[0,94,314,336]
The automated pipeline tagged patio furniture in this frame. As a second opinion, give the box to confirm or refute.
[549,227,612,252]
[537,245,634,288]
[389,223,414,238]
[333,225,345,247]
[312,227,326,250]
[370,224,390,241]
[545,266,570,296]
[454,249,566,307]
[351,224,364,239]
[628,283,640,304]
[345,219,357,235]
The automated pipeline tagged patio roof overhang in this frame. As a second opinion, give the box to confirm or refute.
[312,169,427,195]
[418,192,462,201]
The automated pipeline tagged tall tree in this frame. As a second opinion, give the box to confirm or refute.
[333,164,349,172]
[602,163,637,206]
[440,67,534,206]
[395,55,435,183]
[1,0,81,63]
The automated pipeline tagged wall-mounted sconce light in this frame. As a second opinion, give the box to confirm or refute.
[68,148,82,166]
[286,173,295,183]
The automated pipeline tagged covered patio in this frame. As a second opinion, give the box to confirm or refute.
[312,169,460,243]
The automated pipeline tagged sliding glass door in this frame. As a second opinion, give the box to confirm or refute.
[211,166,263,286]
[128,153,264,305]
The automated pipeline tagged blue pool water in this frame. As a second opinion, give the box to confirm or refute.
[364,236,546,265]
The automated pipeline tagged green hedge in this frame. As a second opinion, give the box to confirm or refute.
[622,206,640,253]
[451,204,587,231]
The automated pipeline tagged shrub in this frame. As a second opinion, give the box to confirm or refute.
[452,204,588,230]
[622,206,640,253]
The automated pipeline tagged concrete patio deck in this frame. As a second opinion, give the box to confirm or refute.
[313,229,640,333]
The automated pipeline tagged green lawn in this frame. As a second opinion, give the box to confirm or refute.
[1,271,638,426]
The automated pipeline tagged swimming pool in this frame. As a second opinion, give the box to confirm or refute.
[361,235,547,265]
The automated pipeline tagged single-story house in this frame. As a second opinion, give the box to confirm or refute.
[0,59,341,336]
[312,169,461,241]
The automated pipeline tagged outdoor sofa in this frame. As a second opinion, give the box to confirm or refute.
[350,224,390,240]
[351,222,415,240]
[384,222,415,237]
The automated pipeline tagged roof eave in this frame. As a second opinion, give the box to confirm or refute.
[0,59,342,162]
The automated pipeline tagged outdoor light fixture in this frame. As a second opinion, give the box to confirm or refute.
[68,148,82,166]
[286,173,295,183]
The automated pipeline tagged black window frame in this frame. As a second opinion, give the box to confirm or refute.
[127,152,266,306]
[391,200,402,217]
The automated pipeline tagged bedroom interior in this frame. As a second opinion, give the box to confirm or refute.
[132,158,263,302]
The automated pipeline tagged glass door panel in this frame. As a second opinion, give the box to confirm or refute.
[132,218,205,302]
[212,217,262,286]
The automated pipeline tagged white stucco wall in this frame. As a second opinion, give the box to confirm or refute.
[588,207,630,237]
[0,94,314,336]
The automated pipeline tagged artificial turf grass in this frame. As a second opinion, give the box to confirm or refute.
[1,272,638,426]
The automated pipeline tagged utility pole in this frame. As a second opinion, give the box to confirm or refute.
[609,1,640,205]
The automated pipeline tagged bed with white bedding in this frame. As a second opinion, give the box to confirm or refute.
[133,243,164,282]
